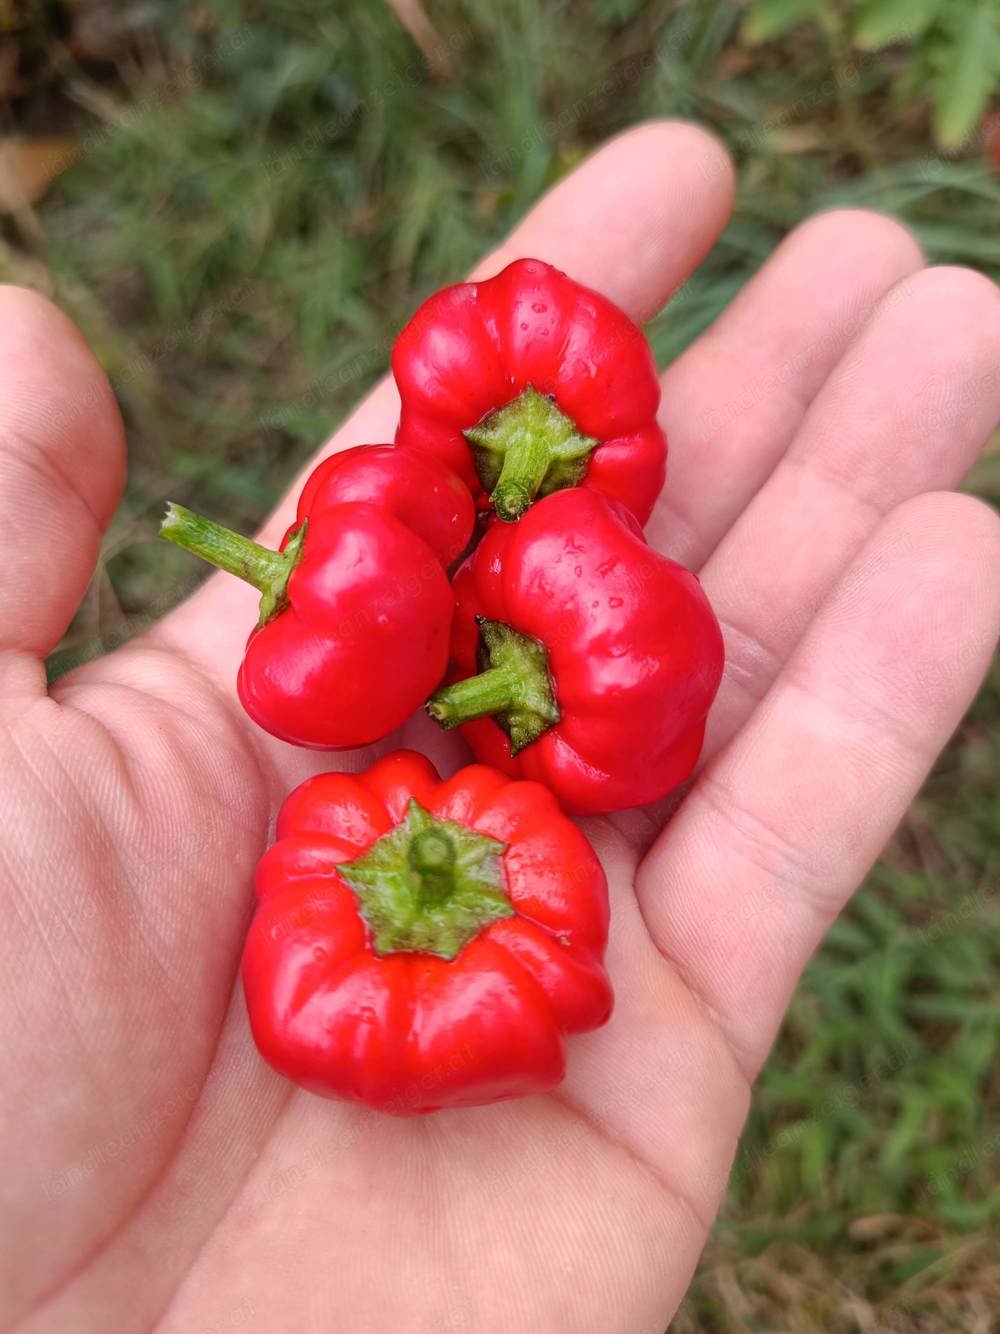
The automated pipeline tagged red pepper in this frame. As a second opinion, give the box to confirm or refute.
[427,489,724,814]
[242,749,612,1112]
[161,445,474,748]
[392,257,666,524]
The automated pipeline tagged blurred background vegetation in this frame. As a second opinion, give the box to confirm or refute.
[2,1,998,1329]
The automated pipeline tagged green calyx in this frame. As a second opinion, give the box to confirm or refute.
[426,617,560,756]
[337,800,512,960]
[465,384,599,522]
[160,502,306,627]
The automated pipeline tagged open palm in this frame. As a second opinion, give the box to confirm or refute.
[4,123,999,1334]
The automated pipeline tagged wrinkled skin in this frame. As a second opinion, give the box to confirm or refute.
[444,488,725,813]
[3,123,1000,1333]
[245,752,613,1111]
[392,256,667,523]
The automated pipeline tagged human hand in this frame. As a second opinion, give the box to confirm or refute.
[4,122,999,1333]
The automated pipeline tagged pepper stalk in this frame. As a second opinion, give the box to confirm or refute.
[160,502,306,626]
[427,617,560,754]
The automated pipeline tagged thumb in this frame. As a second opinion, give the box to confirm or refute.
[0,286,125,676]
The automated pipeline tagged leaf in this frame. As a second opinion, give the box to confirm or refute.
[741,0,825,45]
[855,0,941,51]
[0,137,78,213]
[934,2,1000,150]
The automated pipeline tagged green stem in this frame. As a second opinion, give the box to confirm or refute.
[408,827,457,906]
[426,665,520,729]
[490,432,554,523]
[337,800,511,960]
[426,618,560,756]
[160,502,306,624]
[464,385,598,522]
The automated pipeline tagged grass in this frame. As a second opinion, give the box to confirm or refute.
[4,2,999,1328]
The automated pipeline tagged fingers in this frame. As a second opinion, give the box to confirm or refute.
[637,492,1000,1081]
[650,209,924,565]
[700,265,1000,760]
[0,286,125,675]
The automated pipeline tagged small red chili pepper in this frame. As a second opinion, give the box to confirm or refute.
[427,489,724,814]
[242,749,612,1112]
[392,257,666,524]
[160,445,474,748]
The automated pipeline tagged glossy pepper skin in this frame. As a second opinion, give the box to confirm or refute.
[427,489,724,815]
[392,258,666,524]
[243,750,612,1113]
[161,445,474,749]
